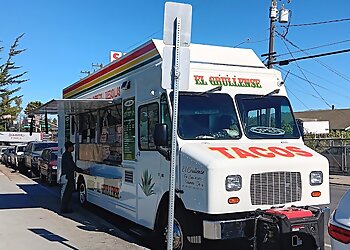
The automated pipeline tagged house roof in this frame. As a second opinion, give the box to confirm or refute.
[294,109,350,130]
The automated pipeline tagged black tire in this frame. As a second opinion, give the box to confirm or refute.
[78,178,87,206]
[154,205,195,250]
[47,171,54,186]
[39,172,45,182]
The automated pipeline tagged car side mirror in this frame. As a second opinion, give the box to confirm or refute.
[154,123,168,147]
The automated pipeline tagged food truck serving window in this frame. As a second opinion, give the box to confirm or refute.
[79,111,97,143]
[171,92,242,140]
[78,104,123,165]
[235,94,300,139]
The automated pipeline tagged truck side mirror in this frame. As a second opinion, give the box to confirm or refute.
[296,119,304,140]
[154,123,168,147]
[154,123,171,161]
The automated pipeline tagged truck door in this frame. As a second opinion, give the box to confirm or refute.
[135,101,163,228]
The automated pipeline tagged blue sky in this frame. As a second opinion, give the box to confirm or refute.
[1,0,350,112]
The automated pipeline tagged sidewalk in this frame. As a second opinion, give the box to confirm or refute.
[330,174,350,186]
[0,164,148,250]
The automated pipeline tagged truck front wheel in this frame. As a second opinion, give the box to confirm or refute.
[155,206,197,250]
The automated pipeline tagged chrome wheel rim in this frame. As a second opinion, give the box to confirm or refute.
[79,183,86,204]
[173,218,183,250]
[165,218,183,250]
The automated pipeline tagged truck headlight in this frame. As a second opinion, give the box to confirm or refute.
[226,175,242,191]
[310,171,323,185]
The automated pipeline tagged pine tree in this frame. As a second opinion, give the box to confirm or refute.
[24,101,43,114]
[0,34,27,131]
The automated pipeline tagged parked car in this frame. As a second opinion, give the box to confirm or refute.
[328,187,350,249]
[38,147,58,185]
[10,144,27,171]
[24,141,58,175]
[2,147,14,167]
[0,147,9,163]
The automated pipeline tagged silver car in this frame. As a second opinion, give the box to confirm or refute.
[328,187,350,249]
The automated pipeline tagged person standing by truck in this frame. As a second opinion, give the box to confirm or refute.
[60,141,85,213]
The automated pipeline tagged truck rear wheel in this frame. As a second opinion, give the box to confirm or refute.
[78,179,87,206]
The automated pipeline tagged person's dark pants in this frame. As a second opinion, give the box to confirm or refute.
[61,179,74,211]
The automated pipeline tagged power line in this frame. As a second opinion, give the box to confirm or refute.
[233,27,270,48]
[285,86,310,110]
[233,37,269,48]
[275,31,350,83]
[286,17,350,27]
[122,29,162,52]
[276,39,332,108]
[275,48,350,65]
[277,66,350,100]
[288,65,348,90]
[275,39,350,58]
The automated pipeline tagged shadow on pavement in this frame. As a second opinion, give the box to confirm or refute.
[0,192,37,209]
[19,183,144,244]
[28,228,79,250]
[0,167,147,249]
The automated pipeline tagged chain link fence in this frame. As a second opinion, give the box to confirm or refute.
[304,138,350,174]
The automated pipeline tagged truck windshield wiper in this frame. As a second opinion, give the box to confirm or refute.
[242,89,280,100]
[198,86,222,96]
[262,88,280,97]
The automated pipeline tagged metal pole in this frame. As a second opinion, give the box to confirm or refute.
[167,17,182,250]
[268,0,277,69]
[19,114,21,132]
[344,147,348,173]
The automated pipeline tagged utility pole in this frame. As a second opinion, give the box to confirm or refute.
[268,0,277,69]
[267,0,290,68]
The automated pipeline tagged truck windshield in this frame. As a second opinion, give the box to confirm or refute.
[172,93,241,140]
[235,94,300,139]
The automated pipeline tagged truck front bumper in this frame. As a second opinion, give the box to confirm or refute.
[203,206,329,243]
[203,217,253,240]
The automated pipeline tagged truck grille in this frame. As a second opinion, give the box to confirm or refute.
[250,172,302,206]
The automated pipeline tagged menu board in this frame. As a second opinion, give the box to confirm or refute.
[123,98,135,160]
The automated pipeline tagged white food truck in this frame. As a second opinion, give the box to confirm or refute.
[35,38,329,249]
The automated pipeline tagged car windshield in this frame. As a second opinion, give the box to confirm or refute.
[9,148,14,153]
[50,151,58,161]
[235,94,300,139]
[34,143,58,151]
[17,146,26,152]
[171,92,241,140]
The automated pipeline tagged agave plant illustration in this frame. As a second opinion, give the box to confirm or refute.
[140,170,155,196]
